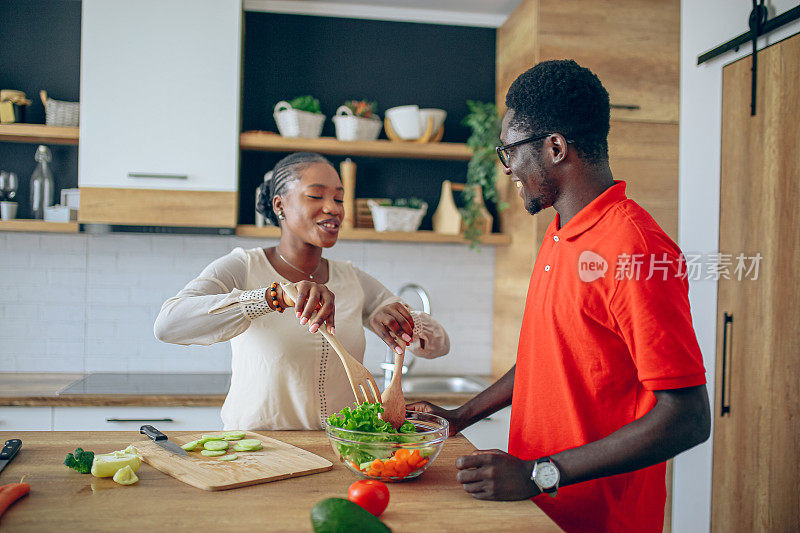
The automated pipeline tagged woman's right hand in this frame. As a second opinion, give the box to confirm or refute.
[278,281,336,334]
[406,401,464,437]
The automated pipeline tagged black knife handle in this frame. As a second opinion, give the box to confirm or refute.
[140,425,167,441]
[1,439,22,460]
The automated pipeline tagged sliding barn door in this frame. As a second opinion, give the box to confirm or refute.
[712,32,800,532]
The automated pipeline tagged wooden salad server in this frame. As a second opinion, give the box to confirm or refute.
[281,283,382,404]
[380,342,408,430]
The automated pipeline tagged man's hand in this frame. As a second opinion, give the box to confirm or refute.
[455,449,540,501]
[405,401,463,437]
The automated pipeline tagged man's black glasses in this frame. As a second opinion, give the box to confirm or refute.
[495,134,572,169]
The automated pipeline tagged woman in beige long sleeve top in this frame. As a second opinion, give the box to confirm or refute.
[154,153,450,430]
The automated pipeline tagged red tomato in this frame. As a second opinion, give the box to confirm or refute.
[347,479,390,517]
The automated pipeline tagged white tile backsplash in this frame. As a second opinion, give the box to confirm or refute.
[0,232,494,376]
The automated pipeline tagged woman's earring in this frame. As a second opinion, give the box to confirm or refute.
[277,211,286,220]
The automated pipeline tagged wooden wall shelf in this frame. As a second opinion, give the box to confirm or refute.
[0,124,80,145]
[0,220,79,233]
[0,220,509,244]
[239,131,472,161]
[236,225,510,245]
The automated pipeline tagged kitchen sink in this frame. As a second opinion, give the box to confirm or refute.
[374,375,490,395]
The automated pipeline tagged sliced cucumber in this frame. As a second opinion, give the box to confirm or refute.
[236,439,262,449]
[217,454,238,461]
[200,434,225,443]
[203,440,229,451]
[233,440,263,452]
[222,431,246,441]
[419,446,437,458]
[181,440,201,451]
[200,449,226,457]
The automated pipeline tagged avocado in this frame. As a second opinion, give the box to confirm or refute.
[310,498,391,533]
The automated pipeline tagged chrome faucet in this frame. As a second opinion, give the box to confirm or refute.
[382,283,431,385]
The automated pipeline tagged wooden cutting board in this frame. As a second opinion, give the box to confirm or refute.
[136,431,333,491]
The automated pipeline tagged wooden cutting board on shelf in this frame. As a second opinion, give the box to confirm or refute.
[136,431,333,491]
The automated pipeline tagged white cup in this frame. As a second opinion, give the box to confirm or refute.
[386,105,421,140]
[0,201,18,220]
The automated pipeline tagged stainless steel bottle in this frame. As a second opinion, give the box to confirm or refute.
[30,145,54,219]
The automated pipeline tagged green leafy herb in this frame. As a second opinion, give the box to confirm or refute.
[288,95,322,114]
[64,447,94,474]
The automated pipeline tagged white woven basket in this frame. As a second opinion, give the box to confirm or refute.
[367,200,427,232]
[332,106,382,141]
[40,90,79,127]
[273,101,325,138]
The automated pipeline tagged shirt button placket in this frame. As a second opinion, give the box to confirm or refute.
[545,235,560,272]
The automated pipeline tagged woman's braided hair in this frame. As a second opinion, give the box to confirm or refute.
[256,152,333,225]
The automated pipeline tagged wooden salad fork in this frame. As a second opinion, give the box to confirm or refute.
[380,343,407,430]
[281,283,381,404]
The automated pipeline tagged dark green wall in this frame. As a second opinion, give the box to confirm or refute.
[240,13,497,229]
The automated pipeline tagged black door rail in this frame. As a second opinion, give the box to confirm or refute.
[696,3,800,116]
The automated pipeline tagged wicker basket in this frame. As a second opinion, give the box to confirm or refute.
[332,106,382,141]
[40,90,79,127]
[367,200,427,232]
[273,101,325,138]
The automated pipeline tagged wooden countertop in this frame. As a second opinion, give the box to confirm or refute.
[0,374,481,407]
[0,431,559,532]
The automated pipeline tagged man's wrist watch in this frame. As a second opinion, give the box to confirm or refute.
[531,456,560,498]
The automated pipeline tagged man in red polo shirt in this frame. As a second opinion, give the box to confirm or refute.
[409,60,710,532]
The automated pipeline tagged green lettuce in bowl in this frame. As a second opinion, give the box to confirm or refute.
[325,402,448,481]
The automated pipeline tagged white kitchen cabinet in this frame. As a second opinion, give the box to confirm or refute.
[0,407,53,431]
[78,0,241,227]
[53,407,223,431]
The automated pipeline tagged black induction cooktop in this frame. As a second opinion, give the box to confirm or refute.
[57,373,231,395]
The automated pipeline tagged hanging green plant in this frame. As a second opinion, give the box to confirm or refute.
[461,100,507,247]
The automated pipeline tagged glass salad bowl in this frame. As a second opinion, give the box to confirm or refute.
[325,410,449,482]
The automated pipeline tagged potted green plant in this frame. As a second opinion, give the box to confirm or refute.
[333,100,382,141]
[367,197,427,232]
[461,100,506,246]
[344,100,377,118]
[274,95,326,138]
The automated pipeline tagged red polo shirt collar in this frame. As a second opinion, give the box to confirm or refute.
[551,180,628,241]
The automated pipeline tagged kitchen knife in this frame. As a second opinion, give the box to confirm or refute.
[139,425,188,456]
[0,439,22,475]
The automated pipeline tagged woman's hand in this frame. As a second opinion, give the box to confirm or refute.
[278,281,336,334]
[370,302,414,355]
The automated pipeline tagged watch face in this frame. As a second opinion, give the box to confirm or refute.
[537,463,559,488]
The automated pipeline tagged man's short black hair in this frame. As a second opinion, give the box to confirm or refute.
[505,60,610,164]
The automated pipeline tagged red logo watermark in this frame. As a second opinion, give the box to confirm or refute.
[578,251,608,282]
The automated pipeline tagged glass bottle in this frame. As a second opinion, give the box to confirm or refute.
[30,145,54,219]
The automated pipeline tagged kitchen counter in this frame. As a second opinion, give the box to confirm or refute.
[0,373,485,407]
[0,431,559,532]
[0,373,226,407]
